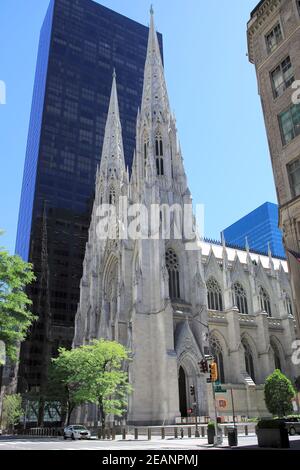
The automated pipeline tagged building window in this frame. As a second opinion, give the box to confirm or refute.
[265,23,283,54]
[233,282,248,314]
[242,339,255,382]
[271,57,294,98]
[166,248,180,300]
[287,159,300,197]
[284,292,293,316]
[207,277,223,311]
[297,0,300,17]
[155,133,164,176]
[109,187,116,205]
[279,104,300,145]
[210,335,225,383]
[143,133,149,177]
[259,286,272,316]
[270,340,281,371]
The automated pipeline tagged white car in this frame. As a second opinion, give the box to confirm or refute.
[63,425,91,440]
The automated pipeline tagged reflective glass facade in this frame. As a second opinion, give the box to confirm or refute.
[223,202,286,259]
[16,0,163,392]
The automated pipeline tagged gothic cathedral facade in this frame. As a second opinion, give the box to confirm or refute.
[73,10,299,425]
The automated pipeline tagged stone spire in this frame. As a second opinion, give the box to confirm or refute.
[268,242,275,274]
[98,70,125,182]
[141,8,170,119]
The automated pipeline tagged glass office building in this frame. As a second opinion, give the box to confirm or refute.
[223,202,286,259]
[15,0,163,393]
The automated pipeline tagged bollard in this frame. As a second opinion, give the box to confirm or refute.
[106,428,111,440]
[111,428,116,440]
[161,427,165,440]
[245,425,248,436]
[134,428,138,440]
[180,427,184,439]
[201,426,205,438]
[122,428,126,440]
[148,428,152,440]
[174,427,178,439]
[188,427,192,438]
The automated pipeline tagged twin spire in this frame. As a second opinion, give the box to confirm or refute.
[99,8,170,182]
[141,7,170,118]
[98,69,125,180]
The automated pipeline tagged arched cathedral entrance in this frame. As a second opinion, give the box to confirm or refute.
[178,366,188,417]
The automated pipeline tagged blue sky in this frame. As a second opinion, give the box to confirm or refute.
[0,0,276,254]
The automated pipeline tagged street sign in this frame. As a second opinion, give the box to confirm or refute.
[215,386,227,393]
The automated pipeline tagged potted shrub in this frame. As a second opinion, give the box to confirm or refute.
[207,421,216,444]
[256,419,289,448]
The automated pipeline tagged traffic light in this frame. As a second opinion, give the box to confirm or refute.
[199,359,209,373]
[190,385,195,396]
[209,362,218,382]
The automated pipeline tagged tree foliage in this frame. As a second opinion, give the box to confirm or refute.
[0,234,36,362]
[1,394,23,430]
[264,369,295,417]
[52,339,132,427]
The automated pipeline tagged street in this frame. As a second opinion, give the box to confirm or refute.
[1,434,300,450]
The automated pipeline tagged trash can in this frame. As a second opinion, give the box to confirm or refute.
[227,427,238,447]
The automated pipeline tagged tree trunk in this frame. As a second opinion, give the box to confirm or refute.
[37,396,45,427]
[67,402,75,426]
[98,400,105,435]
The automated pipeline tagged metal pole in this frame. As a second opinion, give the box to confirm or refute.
[212,380,219,445]
[194,397,200,437]
[230,388,236,429]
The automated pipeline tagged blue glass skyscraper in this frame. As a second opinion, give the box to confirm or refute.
[223,202,286,259]
[15,0,163,396]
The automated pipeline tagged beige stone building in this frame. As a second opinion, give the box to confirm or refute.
[247,0,300,333]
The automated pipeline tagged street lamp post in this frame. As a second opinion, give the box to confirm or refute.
[192,315,222,446]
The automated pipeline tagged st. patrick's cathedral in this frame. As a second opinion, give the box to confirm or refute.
[73,10,300,425]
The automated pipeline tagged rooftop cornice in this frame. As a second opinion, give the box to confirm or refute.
[247,0,282,64]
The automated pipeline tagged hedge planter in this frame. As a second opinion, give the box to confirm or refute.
[207,427,215,445]
[256,420,289,449]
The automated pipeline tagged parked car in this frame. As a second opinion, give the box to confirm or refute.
[63,425,91,440]
[284,418,300,436]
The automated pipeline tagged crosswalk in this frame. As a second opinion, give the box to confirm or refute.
[0,438,205,450]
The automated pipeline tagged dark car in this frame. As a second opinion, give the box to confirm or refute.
[284,417,300,435]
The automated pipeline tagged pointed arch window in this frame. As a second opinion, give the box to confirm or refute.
[259,286,272,316]
[166,248,180,300]
[210,335,225,383]
[284,292,293,316]
[109,187,116,205]
[233,282,248,314]
[169,133,174,179]
[270,339,281,371]
[143,133,149,177]
[207,278,223,311]
[242,339,255,382]
[155,132,164,176]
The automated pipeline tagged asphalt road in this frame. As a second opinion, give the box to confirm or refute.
[0,434,300,450]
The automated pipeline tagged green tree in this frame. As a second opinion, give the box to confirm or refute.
[0,233,36,362]
[52,339,132,429]
[264,369,295,417]
[1,394,23,432]
[47,362,86,426]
